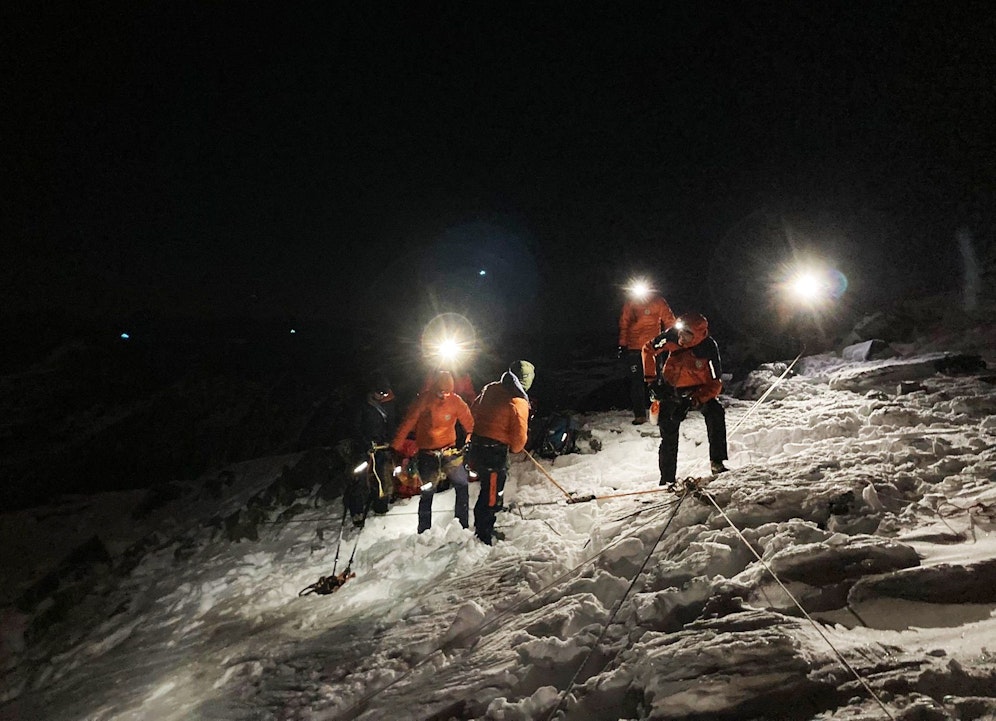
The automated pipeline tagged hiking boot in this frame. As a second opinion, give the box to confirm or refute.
[659,479,677,492]
[632,417,648,426]
[710,461,728,475]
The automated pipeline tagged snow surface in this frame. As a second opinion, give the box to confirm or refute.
[2,341,996,721]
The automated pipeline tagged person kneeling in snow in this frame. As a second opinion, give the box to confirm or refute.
[643,312,728,487]
[467,360,534,545]
[391,371,475,534]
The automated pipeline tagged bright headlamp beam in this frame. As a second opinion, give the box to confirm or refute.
[627,278,652,301]
[788,271,828,303]
[434,337,463,364]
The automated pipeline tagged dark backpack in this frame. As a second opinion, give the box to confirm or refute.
[529,412,581,459]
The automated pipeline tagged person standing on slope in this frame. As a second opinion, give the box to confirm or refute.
[347,373,398,526]
[643,312,728,488]
[391,370,475,534]
[618,279,675,425]
[466,360,534,545]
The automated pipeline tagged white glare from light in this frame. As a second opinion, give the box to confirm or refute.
[627,278,652,301]
[783,264,848,306]
[353,461,369,475]
[435,337,462,365]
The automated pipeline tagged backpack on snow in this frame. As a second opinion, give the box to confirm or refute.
[528,412,581,459]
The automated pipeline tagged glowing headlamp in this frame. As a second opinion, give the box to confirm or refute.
[627,278,652,302]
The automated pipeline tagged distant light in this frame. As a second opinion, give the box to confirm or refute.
[479,269,487,276]
[120,333,130,340]
[789,271,825,302]
[781,264,847,307]
[290,329,296,334]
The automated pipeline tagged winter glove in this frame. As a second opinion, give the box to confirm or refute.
[390,448,404,467]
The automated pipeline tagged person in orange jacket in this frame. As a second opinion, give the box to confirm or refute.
[391,370,475,533]
[643,312,728,487]
[466,360,534,545]
[618,282,675,425]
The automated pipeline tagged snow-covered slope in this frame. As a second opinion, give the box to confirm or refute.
[2,342,996,721]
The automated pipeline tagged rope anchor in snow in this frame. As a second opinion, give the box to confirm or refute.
[299,569,356,596]
[566,493,597,505]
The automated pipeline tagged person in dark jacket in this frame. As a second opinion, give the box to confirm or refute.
[643,312,728,487]
[347,374,398,526]
[467,360,534,545]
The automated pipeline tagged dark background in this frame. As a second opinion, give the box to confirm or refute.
[2,3,994,507]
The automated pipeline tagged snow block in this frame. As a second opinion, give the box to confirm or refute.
[841,339,893,362]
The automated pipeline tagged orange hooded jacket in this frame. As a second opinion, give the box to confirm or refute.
[470,371,530,453]
[642,313,723,405]
[392,371,475,452]
[618,296,676,350]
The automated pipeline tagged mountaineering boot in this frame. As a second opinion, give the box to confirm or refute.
[710,460,728,475]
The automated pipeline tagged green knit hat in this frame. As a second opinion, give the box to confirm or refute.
[509,360,535,391]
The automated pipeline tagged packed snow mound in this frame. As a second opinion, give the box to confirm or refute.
[2,340,996,721]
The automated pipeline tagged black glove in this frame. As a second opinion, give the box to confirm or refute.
[390,448,404,467]
[617,345,626,359]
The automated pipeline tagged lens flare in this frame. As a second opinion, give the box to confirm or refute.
[780,264,848,307]
[421,313,477,367]
[627,278,652,301]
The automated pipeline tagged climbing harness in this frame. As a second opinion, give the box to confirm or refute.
[298,492,368,597]
[298,569,356,596]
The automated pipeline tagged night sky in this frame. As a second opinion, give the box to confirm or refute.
[4,3,994,344]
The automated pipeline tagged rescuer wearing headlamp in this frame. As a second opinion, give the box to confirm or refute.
[466,360,534,545]
[643,312,728,487]
[618,279,675,425]
[391,370,475,534]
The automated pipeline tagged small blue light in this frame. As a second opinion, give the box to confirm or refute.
[120,333,130,340]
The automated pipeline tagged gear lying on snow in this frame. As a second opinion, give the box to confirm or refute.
[298,569,355,596]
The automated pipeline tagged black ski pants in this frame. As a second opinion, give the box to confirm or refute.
[467,437,510,545]
[416,449,469,533]
[623,349,649,419]
[658,397,728,484]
